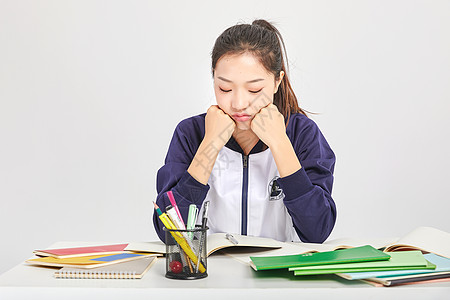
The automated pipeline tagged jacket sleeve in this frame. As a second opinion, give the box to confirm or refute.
[153,119,210,242]
[277,118,337,243]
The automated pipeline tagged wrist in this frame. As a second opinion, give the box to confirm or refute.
[188,138,222,185]
[269,135,302,178]
[268,135,291,152]
[201,135,226,154]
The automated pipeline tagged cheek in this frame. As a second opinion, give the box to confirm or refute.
[259,89,274,105]
[215,94,230,112]
[248,91,273,113]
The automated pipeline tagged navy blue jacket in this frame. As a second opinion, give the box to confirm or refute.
[153,112,336,243]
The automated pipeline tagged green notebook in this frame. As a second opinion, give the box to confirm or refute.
[249,245,390,271]
[289,251,435,276]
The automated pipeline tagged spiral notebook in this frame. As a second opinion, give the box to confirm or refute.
[54,256,157,279]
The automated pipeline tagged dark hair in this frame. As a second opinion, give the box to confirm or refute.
[211,19,308,123]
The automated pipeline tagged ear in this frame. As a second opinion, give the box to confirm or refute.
[274,71,285,94]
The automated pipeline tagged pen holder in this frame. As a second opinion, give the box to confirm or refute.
[163,225,208,279]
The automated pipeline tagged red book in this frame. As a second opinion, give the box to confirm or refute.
[33,244,129,258]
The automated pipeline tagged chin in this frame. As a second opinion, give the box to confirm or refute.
[236,122,251,131]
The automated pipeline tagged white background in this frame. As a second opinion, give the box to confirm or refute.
[1,0,449,275]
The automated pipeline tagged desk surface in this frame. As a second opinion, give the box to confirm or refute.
[1,242,449,300]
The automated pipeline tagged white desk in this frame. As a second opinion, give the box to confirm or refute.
[1,242,449,300]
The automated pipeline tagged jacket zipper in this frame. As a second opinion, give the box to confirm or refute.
[241,154,249,235]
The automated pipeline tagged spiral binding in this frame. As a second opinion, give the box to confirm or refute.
[55,270,138,279]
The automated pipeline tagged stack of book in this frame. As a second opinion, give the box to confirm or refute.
[26,243,161,279]
[248,227,450,287]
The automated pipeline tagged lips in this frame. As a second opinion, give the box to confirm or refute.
[232,114,252,122]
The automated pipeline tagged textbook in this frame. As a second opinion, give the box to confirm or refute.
[54,256,157,279]
[33,243,129,259]
[288,251,434,276]
[125,233,284,257]
[26,252,160,269]
[249,245,391,271]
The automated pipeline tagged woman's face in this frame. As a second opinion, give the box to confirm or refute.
[213,52,284,130]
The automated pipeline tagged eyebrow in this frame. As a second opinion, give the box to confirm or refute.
[217,76,265,83]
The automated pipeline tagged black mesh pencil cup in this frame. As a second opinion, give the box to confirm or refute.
[163,225,208,279]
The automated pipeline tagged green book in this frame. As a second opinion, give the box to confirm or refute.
[249,245,390,271]
[289,251,435,276]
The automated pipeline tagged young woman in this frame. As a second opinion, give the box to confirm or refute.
[153,19,336,243]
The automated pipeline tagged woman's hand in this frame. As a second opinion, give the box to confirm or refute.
[251,103,301,177]
[187,105,235,185]
[251,103,286,148]
[204,105,236,148]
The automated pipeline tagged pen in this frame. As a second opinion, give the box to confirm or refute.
[226,233,239,245]
[153,202,206,273]
[201,201,210,229]
[186,204,198,239]
[195,201,210,273]
[167,191,184,226]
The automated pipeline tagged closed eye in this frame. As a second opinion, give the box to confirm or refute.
[219,88,263,94]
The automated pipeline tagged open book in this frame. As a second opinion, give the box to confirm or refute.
[382,227,450,257]
[221,226,450,264]
[126,227,450,264]
[322,227,450,258]
[125,233,285,257]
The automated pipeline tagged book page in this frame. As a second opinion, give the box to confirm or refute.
[384,227,450,258]
[207,233,285,256]
[221,240,319,264]
[126,234,285,257]
[124,241,166,254]
[221,236,402,265]
[323,237,399,250]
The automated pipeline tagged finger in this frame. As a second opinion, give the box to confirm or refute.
[260,104,280,119]
[266,103,279,112]
[207,105,218,113]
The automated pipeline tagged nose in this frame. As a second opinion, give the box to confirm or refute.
[231,90,250,111]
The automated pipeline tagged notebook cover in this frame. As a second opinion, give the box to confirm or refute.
[249,245,390,271]
[368,271,450,286]
[290,251,428,271]
[293,258,435,276]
